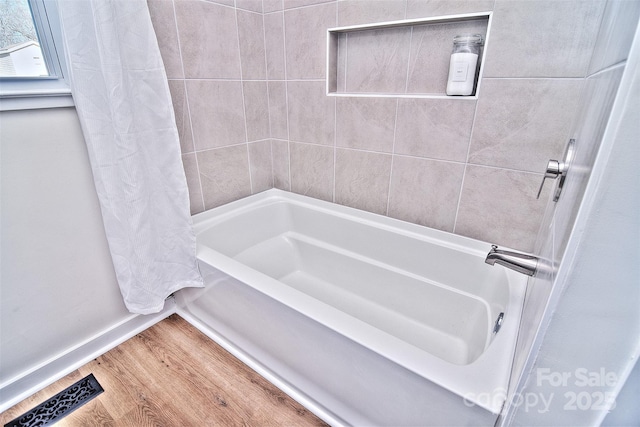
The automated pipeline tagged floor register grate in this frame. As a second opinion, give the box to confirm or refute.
[4,374,104,427]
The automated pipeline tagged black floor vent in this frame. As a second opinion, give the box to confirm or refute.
[4,373,104,427]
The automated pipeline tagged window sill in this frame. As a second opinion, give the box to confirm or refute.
[0,89,73,111]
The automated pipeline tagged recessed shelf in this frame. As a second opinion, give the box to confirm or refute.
[326,12,492,99]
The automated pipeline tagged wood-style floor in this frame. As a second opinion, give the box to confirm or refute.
[0,314,329,426]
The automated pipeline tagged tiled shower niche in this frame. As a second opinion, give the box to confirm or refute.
[327,13,491,99]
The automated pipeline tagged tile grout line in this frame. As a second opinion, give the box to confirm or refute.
[333,1,338,203]
[261,0,275,188]
[190,139,546,178]
[170,0,206,212]
[387,105,400,218]
[404,26,414,93]
[452,98,480,234]
[344,33,348,92]
[166,78,324,82]
[234,1,254,194]
[281,8,292,191]
[386,98,400,217]
[333,96,337,203]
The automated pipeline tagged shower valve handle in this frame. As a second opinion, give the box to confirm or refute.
[536,139,575,202]
[536,159,562,199]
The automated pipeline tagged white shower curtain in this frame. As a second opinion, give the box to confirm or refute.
[58,0,203,314]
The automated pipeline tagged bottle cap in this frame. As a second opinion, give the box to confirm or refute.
[453,34,484,46]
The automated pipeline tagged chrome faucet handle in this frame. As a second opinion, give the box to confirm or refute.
[536,159,562,199]
[536,139,575,202]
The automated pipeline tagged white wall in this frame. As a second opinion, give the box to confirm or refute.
[602,360,640,426]
[0,108,133,389]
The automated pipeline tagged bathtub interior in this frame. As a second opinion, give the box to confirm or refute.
[195,197,511,366]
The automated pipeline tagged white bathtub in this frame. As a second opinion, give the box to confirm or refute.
[176,189,527,426]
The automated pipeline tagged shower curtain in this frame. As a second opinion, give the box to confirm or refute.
[58,0,203,314]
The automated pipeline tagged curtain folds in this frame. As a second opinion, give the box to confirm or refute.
[58,0,203,314]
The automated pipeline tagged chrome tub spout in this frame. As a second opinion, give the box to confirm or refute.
[485,245,538,276]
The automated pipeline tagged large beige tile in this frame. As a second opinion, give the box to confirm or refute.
[508,217,554,396]
[248,140,273,193]
[336,97,397,152]
[406,19,487,94]
[264,12,286,80]
[206,0,235,7]
[198,145,252,209]
[344,26,411,93]
[284,0,335,9]
[148,0,183,79]
[175,0,241,79]
[186,80,247,151]
[483,0,605,78]
[335,149,392,215]
[468,79,583,173]
[532,176,557,256]
[287,81,335,146]
[264,0,283,13]
[387,156,464,232]
[243,81,270,142]
[454,165,549,252]
[168,80,194,154]
[553,66,624,260]
[588,0,640,75]
[237,10,267,80]
[394,98,475,162]
[284,2,336,79]
[181,153,204,215]
[268,81,288,140]
[337,0,406,26]
[406,0,494,18]
[290,142,334,202]
[236,0,263,12]
[271,139,291,190]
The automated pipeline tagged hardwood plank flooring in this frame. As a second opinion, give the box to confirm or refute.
[1,314,329,426]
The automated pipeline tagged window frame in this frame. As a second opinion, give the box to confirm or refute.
[0,0,73,111]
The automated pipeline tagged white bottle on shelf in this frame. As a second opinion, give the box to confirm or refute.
[446,34,483,96]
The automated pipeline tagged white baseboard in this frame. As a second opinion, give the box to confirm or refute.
[0,300,176,413]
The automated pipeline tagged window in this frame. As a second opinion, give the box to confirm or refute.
[0,0,48,77]
[0,0,72,110]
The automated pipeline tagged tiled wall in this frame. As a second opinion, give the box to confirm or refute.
[148,0,273,214]
[149,0,606,252]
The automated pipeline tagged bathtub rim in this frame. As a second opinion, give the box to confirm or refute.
[191,189,528,414]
